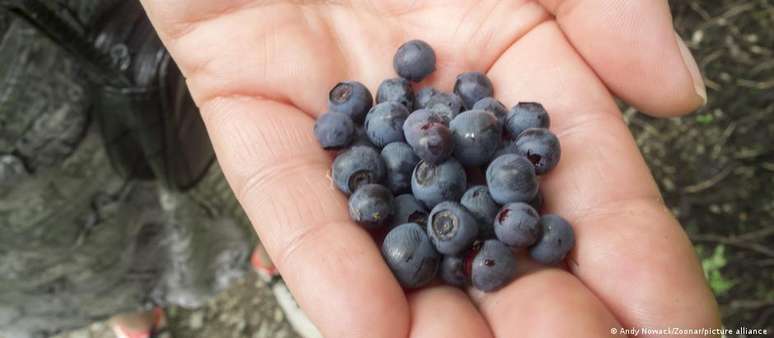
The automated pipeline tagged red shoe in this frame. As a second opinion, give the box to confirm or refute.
[111,307,166,338]
[251,245,279,282]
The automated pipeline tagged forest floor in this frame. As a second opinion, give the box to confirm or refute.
[58,0,773,337]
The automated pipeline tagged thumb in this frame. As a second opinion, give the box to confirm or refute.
[540,0,706,117]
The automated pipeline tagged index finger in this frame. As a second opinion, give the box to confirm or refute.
[200,97,410,338]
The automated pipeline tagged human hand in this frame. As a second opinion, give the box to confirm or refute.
[138,1,719,337]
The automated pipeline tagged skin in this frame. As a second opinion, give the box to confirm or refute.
[138,1,719,337]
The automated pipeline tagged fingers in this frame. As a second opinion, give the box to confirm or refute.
[199,97,410,338]
[486,20,720,334]
[407,287,493,338]
[470,259,620,338]
[139,0,255,40]
[538,0,706,117]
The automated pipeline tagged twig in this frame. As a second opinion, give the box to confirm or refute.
[729,299,774,309]
[691,234,774,258]
[683,165,734,193]
[733,227,774,242]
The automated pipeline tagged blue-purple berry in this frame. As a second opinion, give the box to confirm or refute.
[382,223,440,288]
[365,102,409,148]
[314,111,355,149]
[454,72,494,109]
[348,184,394,229]
[529,214,575,265]
[485,154,539,204]
[471,240,517,292]
[332,146,387,195]
[427,201,479,255]
[449,109,502,166]
[513,128,561,175]
[377,77,414,111]
[411,159,467,209]
[328,81,373,123]
[494,202,540,248]
[505,102,550,138]
[381,142,420,194]
[393,39,436,82]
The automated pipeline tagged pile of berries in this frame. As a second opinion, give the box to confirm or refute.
[314,40,575,292]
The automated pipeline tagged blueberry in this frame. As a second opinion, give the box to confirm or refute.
[513,128,561,175]
[453,72,494,109]
[365,102,410,148]
[332,145,387,194]
[494,202,540,248]
[352,126,377,148]
[485,154,539,204]
[381,142,420,194]
[382,223,440,288]
[529,214,575,265]
[313,112,355,149]
[393,39,436,82]
[439,255,467,287]
[415,87,439,109]
[403,109,454,164]
[472,97,508,127]
[425,92,464,123]
[427,201,479,255]
[328,81,373,123]
[505,102,550,138]
[460,185,500,239]
[471,240,517,292]
[391,194,429,227]
[449,109,502,166]
[377,77,414,111]
[348,184,394,229]
[411,159,466,209]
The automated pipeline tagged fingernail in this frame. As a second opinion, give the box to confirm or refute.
[675,32,707,106]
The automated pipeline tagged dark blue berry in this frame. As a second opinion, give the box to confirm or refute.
[505,102,550,138]
[471,240,517,292]
[377,78,414,111]
[472,97,508,127]
[513,128,561,175]
[393,39,436,82]
[439,255,467,287]
[332,146,387,195]
[403,109,454,164]
[449,109,502,166]
[494,202,540,248]
[415,87,439,109]
[529,214,575,265]
[348,184,394,229]
[425,92,464,123]
[454,72,494,109]
[365,102,409,148]
[352,126,377,148]
[381,142,420,194]
[391,194,429,228]
[486,154,539,204]
[382,223,440,288]
[313,112,354,149]
[411,159,466,209]
[427,201,479,255]
[460,185,500,239]
[328,81,373,123]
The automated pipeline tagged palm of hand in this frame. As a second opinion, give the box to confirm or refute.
[140,1,719,337]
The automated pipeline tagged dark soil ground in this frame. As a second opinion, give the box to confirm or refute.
[56,1,773,337]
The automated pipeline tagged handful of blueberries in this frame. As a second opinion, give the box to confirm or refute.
[315,40,575,292]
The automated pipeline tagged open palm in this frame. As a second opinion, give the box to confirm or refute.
[139,1,719,337]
